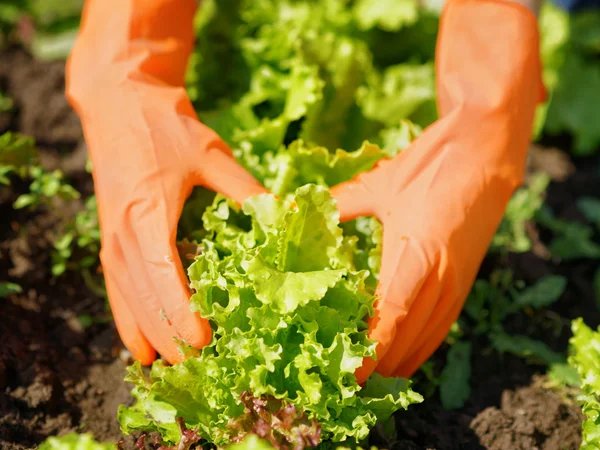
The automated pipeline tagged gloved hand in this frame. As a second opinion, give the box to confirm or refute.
[65,0,268,365]
[331,0,545,384]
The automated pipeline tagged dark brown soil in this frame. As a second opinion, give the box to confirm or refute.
[0,47,596,450]
[0,47,136,450]
[0,46,82,148]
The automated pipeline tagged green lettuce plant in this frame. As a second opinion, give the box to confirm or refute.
[119,185,422,447]
[568,319,600,449]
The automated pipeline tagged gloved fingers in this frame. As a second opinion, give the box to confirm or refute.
[376,250,456,376]
[103,265,156,365]
[198,146,269,205]
[354,230,431,384]
[122,196,212,352]
[393,281,464,379]
[374,268,443,377]
[104,228,202,365]
[393,299,462,379]
[101,241,186,365]
[330,178,378,222]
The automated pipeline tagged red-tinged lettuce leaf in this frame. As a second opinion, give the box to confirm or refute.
[227,392,321,450]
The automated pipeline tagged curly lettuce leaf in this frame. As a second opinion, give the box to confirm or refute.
[38,434,116,450]
[352,0,419,32]
[228,434,276,450]
[357,63,435,128]
[568,318,600,449]
[190,0,432,160]
[262,140,387,198]
[119,185,422,446]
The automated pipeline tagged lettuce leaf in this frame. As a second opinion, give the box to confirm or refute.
[568,318,600,449]
[119,185,422,446]
[545,52,600,154]
[228,434,276,450]
[537,3,600,154]
[189,0,434,161]
[38,434,116,450]
[352,0,419,32]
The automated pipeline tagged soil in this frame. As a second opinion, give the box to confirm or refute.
[1,47,598,450]
[0,47,137,450]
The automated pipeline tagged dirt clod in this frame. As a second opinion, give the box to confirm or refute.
[471,386,583,450]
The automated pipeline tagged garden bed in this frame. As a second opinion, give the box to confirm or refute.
[1,44,598,450]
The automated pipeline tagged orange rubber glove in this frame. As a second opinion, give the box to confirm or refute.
[65,0,268,365]
[331,0,545,384]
